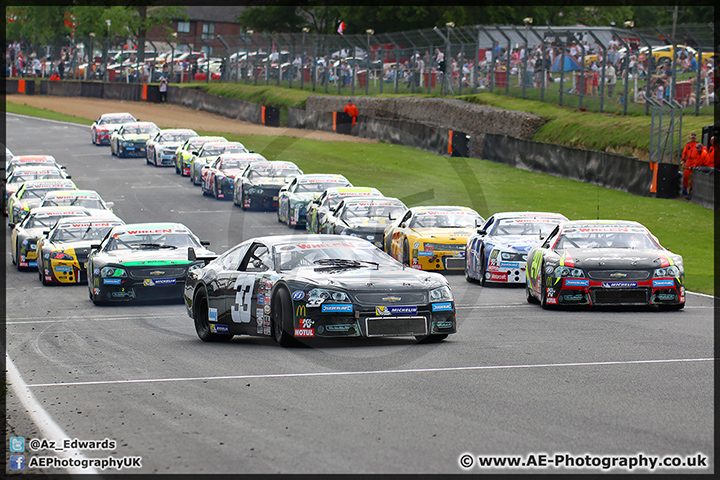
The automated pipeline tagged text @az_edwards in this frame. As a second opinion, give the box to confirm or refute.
[458,452,709,471]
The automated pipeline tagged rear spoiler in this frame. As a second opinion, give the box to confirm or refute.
[188,246,217,265]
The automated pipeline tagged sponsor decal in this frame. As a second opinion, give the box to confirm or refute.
[103,278,122,285]
[490,272,508,282]
[417,251,434,257]
[564,278,590,287]
[294,328,315,337]
[301,318,314,328]
[263,304,271,314]
[601,281,638,288]
[296,304,307,317]
[256,295,264,305]
[291,290,305,301]
[210,324,229,334]
[498,261,519,268]
[321,304,353,313]
[54,266,72,272]
[382,296,401,302]
[546,297,557,304]
[431,302,453,312]
[209,307,218,322]
[376,305,418,316]
[653,279,675,288]
[411,265,422,270]
[143,278,176,286]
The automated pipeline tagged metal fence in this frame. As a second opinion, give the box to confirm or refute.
[5,23,716,116]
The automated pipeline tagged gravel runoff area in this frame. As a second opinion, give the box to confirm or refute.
[5,94,377,144]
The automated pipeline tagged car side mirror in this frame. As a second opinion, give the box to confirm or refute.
[90,244,101,250]
[477,229,486,235]
[201,240,210,246]
[105,202,114,209]
[64,174,72,179]
[9,222,16,229]
[43,230,50,236]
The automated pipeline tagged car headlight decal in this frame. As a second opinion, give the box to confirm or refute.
[307,288,350,303]
[429,285,453,302]
[554,266,585,278]
[654,266,680,278]
[101,266,127,277]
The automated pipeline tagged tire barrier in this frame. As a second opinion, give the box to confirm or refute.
[5,79,19,94]
[262,106,280,127]
[482,134,654,198]
[334,111,353,135]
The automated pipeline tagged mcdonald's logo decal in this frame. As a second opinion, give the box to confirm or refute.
[295,304,306,317]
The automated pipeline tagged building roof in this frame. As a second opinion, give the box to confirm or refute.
[175,6,247,24]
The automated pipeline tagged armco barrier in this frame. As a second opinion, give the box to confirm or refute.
[482,134,654,197]
[690,167,715,209]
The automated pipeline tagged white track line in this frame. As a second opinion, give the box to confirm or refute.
[25,357,713,388]
[6,354,100,474]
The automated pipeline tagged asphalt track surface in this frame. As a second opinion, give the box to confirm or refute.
[4,113,715,475]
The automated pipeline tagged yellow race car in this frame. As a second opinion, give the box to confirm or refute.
[383,206,484,271]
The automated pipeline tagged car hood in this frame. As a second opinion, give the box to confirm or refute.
[97,248,213,266]
[218,168,244,178]
[253,178,288,187]
[289,192,319,202]
[158,141,183,149]
[553,248,679,270]
[409,227,474,241]
[490,235,543,252]
[288,265,447,291]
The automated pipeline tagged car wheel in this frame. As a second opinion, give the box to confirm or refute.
[154,152,161,167]
[40,268,51,286]
[384,234,392,254]
[175,162,180,174]
[540,266,552,309]
[193,287,233,342]
[415,334,449,343]
[213,182,220,199]
[526,281,539,304]
[12,240,18,267]
[402,238,410,266]
[271,288,297,347]
[479,250,487,286]
[464,260,475,283]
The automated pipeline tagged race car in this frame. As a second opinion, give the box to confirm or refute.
[145,128,198,167]
[6,154,66,178]
[383,206,485,271]
[37,215,125,285]
[10,206,93,270]
[184,234,456,346]
[37,189,115,216]
[526,220,685,309]
[305,186,385,234]
[86,222,214,305]
[200,153,267,199]
[233,161,303,211]
[91,112,137,145]
[4,165,71,214]
[174,136,228,176]
[189,142,249,185]
[7,178,78,225]
[277,174,353,228]
[110,121,160,158]
[323,197,407,248]
[465,211,568,285]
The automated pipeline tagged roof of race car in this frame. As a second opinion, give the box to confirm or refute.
[342,196,404,206]
[19,178,76,189]
[120,121,158,128]
[8,165,65,177]
[109,222,193,235]
[216,152,267,161]
[25,206,92,217]
[492,211,569,221]
[53,216,125,228]
[235,234,374,248]
[246,161,300,170]
[560,219,647,229]
[158,128,198,134]
[327,186,382,195]
[43,189,102,199]
[185,136,227,144]
[99,112,134,119]
[410,205,480,215]
[9,155,57,163]
[295,173,349,183]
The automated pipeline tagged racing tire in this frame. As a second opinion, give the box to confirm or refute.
[201,181,210,197]
[12,240,18,267]
[464,264,475,283]
[213,183,220,200]
[402,239,410,267]
[271,288,297,347]
[479,250,487,286]
[540,267,553,309]
[175,162,180,174]
[526,282,540,304]
[415,334,449,343]
[154,152,161,167]
[40,266,51,286]
[383,234,392,255]
[193,288,233,342]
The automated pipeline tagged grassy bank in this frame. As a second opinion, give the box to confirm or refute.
[6,100,714,295]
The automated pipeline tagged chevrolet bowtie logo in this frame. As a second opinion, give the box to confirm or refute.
[149,271,165,275]
[382,296,401,302]
[610,272,627,278]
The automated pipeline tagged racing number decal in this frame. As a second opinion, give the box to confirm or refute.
[231,275,255,323]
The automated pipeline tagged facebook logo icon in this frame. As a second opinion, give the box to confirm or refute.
[10,454,25,470]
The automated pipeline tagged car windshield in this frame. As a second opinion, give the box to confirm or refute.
[410,212,479,228]
[22,186,74,200]
[297,181,347,193]
[51,223,120,243]
[105,230,201,251]
[556,228,659,249]
[160,133,193,143]
[219,145,248,154]
[9,171,63,184]
[123,125,157,135]
[25,214,83,229]
[219,160,246,170]
[341,201,405,220]
[274,239,398,271]
[42,195,104,209]
[200,146,226,157]
[493,218,563,236]
[248,167,300,180]
[103,116,134,125]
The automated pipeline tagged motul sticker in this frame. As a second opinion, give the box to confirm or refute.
[294,328,314,337]
[490,272,508,282]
